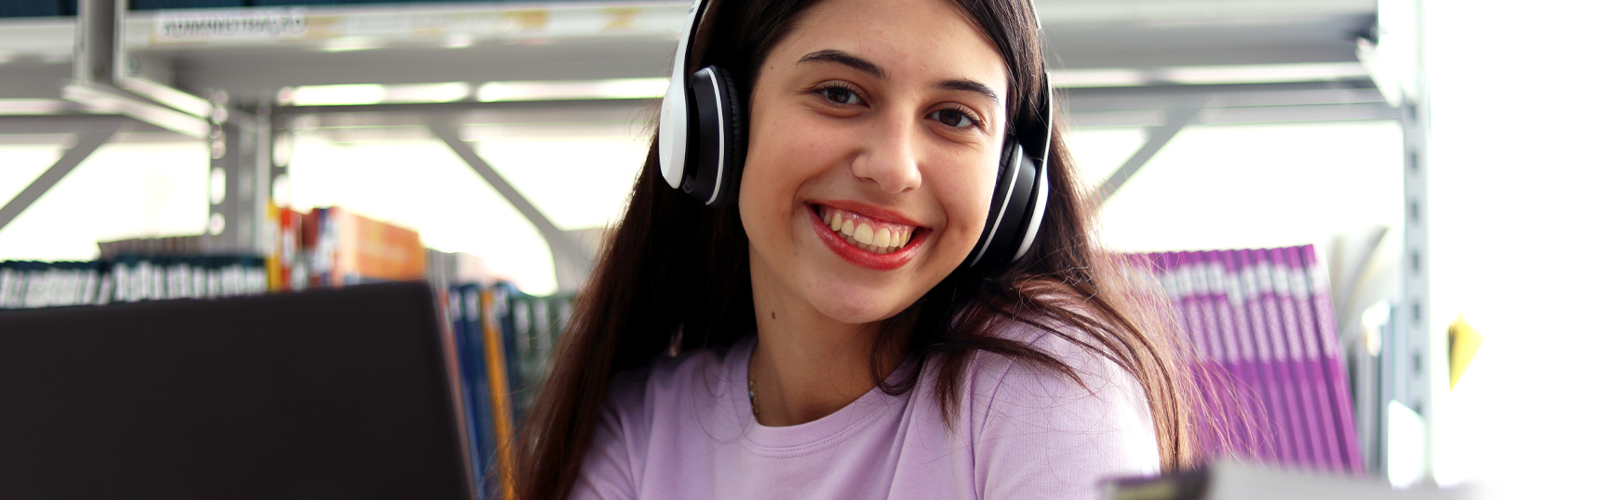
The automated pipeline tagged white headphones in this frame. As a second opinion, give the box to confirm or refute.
[658,0,1053,272]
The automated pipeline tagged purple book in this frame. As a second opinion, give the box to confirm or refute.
[1284,246,1340,472]
[1222,250,1280,463]
[1193,251,1237,458]
[1299,245,1365,474]
[1237,250,1295,466]
[1174,252,1220,456]
[1249,248,1313,468]
[1267,247,1330,470]
[1206,250,1265,461]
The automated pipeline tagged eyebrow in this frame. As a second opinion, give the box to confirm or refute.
[936,79,1000,105]
[797,49,886,80]
[797,49,1001,105]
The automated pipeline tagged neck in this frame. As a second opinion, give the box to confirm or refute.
[746,254,905,427]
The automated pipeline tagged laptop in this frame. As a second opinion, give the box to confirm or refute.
[0,282,473,500]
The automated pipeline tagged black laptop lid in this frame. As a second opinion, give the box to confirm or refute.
[0,282,471,500]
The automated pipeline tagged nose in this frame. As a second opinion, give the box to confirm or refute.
[849,114,922,194]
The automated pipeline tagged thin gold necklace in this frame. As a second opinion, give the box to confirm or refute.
[748,373,760,419]
[748,343,760,419]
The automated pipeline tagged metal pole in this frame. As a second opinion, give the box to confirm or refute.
[427,121,592,293]
[1093,101,1207,204]
[0,119,124,232]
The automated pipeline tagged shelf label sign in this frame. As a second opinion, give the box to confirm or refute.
[154,8,309,42]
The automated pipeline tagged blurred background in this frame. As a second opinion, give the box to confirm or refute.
[0,0,1593,497]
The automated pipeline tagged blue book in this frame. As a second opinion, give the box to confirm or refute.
[450,287,485,500]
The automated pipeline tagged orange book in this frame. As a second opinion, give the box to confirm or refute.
[480,289,516,500]
[277,208,302,291]
[265,203,281,291]
[324,207,426,285]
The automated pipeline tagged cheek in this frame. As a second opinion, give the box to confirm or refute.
[934,159,1001,253]
[738,108,849,213]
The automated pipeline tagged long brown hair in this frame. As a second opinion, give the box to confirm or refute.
[514,1,1201,498]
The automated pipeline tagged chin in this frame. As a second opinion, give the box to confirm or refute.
[803,277,918,325]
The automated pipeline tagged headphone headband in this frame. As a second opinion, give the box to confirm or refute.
[657,0,709,190]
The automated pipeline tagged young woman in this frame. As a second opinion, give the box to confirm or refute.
[516,0,1198,498]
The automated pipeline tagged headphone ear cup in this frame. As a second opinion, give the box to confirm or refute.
[708,67,745,208]
[966,140,1039,272]
[685,65,746,208]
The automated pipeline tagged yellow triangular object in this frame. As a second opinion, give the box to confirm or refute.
[1448,315,1483,390]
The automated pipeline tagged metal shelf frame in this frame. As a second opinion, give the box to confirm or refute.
[0,0,1438,479]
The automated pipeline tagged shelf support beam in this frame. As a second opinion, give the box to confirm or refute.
[1092,101,1208,206]
[427,121,591,293]
[0,118,124,233]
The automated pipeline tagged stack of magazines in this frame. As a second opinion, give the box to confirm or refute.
[1137,246,1362,473]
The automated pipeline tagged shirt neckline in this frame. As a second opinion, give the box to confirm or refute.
[728,334,911,455]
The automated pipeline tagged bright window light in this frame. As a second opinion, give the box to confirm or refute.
[477,78,667,102]
[1050,63,1368,88]
[288,84,385,106]
[381,82,472,104]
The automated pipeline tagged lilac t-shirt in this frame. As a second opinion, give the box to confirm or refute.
[572,324,1160,499]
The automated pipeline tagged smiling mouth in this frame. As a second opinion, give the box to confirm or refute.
[813,205,920,255]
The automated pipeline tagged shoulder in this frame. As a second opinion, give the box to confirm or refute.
[966,319,1148,421]
[603,338,743,426]
[575,338,748,499]
[956,319,1161,499]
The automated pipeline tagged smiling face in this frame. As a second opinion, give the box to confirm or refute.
[739,0,1011,325]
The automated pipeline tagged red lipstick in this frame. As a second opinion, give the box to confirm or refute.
[807,203,926,271]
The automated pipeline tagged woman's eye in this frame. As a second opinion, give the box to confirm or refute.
[820,86,861,106]
[931,109,974,129]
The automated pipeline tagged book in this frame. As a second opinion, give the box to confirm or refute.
[1300,244,1364,474]
[277,207,304,291]
[480,287,516,500]
[1137,246,1366,473]
[1203,249,1263,460]
[1247,248,1312,467]
[1,256,267,311]
[321,207,426,286]
[1286,246,1342,471]
[448,287,486,500]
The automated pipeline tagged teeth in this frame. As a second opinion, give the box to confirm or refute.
[818,205,916,255]
[852,223,874,245]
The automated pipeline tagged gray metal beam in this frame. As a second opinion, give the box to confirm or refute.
[207,101,272,256]
[0,118,124,232]
[426,121,591,293]
[1093,102,1206,204]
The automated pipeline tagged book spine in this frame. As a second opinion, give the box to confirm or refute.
[1204,250,1254,460]
[450,287,485,500]
[1248,248,1310,468]
[1285,246,1340,472]
[1173,252,1219,457]
[465,285,495,500]
[1268,247,1327,470]
[480,288,515,500]
[1301,245,1364,474]
[532,296,554,395]
[508,293,537,417]
[1223,250,1276,463]
[434,287,473,492]
[496,286,528,421]
[1195,251,1238,458]
[0,261,17,309]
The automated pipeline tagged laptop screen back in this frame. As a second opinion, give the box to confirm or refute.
[0,282,471,500]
